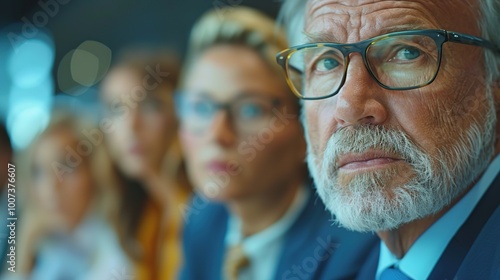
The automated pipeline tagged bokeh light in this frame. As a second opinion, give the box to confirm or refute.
[5,32,55,150]
[7,37,55,88]
[58,40,112,96]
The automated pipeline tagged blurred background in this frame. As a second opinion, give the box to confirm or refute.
[0,0,281,150]
[0,2,287,279]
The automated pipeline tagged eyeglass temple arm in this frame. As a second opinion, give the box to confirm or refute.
[447,31,500,53]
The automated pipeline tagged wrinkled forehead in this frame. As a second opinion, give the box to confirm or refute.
[304,0,480,43]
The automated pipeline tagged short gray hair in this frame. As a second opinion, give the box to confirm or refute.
[277,0,307,46]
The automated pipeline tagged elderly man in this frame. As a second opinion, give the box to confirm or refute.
[277,0,500,279]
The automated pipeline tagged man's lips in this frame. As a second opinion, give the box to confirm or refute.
[337,151,404,170]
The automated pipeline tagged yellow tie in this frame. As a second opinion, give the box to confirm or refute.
[223,244,250,280]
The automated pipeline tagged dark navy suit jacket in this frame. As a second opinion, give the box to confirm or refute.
[356,172,500,280]
[180,186,378,280]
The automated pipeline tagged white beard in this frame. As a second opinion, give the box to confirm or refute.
[305,93,496,232]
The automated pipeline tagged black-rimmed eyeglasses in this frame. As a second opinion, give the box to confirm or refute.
[276,29,500,100]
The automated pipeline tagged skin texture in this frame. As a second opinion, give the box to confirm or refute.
[304,0,500,257]
[180,45,307,235]
[101,67,176,180]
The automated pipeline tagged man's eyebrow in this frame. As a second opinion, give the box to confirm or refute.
[381,24,430,34]
[304,32,340,43]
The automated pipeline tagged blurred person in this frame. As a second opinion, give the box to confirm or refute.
[0,123,13,270]
[177,7,377,280]
[4,110,130,280]
[277,0,500,278]
[100,50,192,280]
[0,123,12,189]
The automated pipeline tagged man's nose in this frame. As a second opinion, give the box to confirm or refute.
[332,54,388,128]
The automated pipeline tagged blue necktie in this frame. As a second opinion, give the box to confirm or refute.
[380,267,413,280]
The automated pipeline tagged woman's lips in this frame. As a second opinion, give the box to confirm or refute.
[128,145,144,155]
[337,151,404,171]
[206,161,230,173]
[206,161,236,173]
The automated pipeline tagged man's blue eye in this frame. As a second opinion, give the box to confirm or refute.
[315,57,340,72]
[395,47,421,61]
[239,103,264,119]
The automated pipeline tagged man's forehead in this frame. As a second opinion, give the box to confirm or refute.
[305,0,436,16]
[304,0,479,43]
[304,21,430,44]
[306,0,475,12]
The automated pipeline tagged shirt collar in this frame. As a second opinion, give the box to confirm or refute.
[377,154,500,280]
[225,185,309,258]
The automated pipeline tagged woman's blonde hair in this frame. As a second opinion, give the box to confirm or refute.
[181,6,289,86]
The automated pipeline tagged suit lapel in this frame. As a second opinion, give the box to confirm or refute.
[274,190,338,279]
[356,171,500,280]
[428,172,500,279]
[356,243,380,280]
[201,204,228,280]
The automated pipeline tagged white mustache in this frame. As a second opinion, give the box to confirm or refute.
[327,125,421,171]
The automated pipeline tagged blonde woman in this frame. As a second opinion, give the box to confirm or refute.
[177,7,377,280]
[9,109,130,280]
[100,50,192,280]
